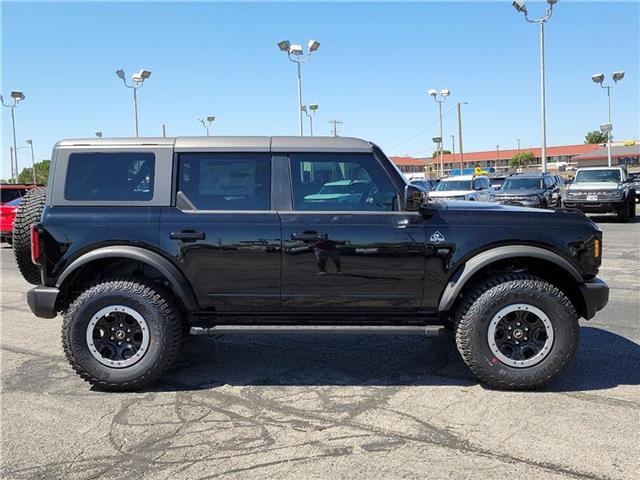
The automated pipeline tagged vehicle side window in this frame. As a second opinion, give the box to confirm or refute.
[64,152,155,201]
[177,153,270,210]
[290,153,398,211]
[544,177,553,188]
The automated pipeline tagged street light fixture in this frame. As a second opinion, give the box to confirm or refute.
[428,88,451,178]
[1,90,25,183]
[277,38,320,136]
[95,132,103,138]
[301,103,319,136]
[512,0,557,172]
[115,68,152,137]
[592,70,625,167]
[25,139,36,185]
[198,116,216,136]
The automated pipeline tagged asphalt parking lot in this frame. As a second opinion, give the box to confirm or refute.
[1,215,638,480]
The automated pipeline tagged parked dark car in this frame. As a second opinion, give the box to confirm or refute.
[490,176,507,190]
[629,172,640,201]
[491,173,558,208]
[19,136,608,392]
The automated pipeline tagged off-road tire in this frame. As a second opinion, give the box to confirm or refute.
[454,273,579,390]
[629,196,636,218]
[12,187,46,284]
[62,278,182,391]
[616,200,630,223]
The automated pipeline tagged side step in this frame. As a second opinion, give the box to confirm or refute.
[190,325,448,337]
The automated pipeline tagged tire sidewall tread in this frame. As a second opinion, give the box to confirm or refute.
[454,274,579,390]
[61,278,182,391]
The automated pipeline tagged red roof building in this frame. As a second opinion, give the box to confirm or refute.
[391,143,608,177]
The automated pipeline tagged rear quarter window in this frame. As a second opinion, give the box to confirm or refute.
[64,152,155,201]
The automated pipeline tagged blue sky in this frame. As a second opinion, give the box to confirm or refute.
[2,1,639,179]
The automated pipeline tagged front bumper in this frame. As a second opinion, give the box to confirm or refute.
[563,199,624,213]
[578,278,609,320]
[27,285,59,319]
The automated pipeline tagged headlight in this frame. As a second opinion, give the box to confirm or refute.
[602,190,622,199]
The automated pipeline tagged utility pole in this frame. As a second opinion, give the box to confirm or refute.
[162,124,166,138]
[329,118,343,137]
[450,134,455,155]
[496,145,500,170]
[456,101,467,174]
[517,138,521,152]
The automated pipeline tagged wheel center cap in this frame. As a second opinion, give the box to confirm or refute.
[115,330,126,340]
[513,329,524,339]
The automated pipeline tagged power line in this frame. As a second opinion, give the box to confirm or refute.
[385,105,457,153]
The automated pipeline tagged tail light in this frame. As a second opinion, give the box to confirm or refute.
[31,224,41,265]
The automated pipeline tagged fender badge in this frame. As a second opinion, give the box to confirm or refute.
[430,231,445,244]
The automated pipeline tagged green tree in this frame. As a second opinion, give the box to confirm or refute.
[584,130,609,144]
[431,149,452,158]
[509,151,535,169]
[18,159,50,185]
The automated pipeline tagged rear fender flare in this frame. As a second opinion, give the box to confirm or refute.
[56,246,199,311]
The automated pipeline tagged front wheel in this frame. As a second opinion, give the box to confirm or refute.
[62,278,182,391]
[454,274,579,390]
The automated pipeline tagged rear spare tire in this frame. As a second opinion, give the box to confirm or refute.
[12,187,46,285]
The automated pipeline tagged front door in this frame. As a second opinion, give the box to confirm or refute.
[280,152,426,311]
[159,152,281,311]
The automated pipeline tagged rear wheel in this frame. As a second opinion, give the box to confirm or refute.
[62,278,182,391]
[12,187,46,284]
[454,274,579,390]
[629,197,636,218]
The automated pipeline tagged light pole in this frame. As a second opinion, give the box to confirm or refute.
[1,90,25,183]
[432,136,443,177]
[512,0,557,172]
[25,140,36,185]
[198,116,216,136]
[428,88,451,178]
[115,68,152,137]
[301,104,319,136]
[277,39,320,136]
[517,138,521,152]
[592,71,624,167]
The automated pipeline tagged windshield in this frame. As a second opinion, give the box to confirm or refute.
[436,180,472,191]
[575,169,621,183]
[501,178,542,190]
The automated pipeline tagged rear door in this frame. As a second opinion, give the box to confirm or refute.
[279,152,426,312]
[159,151,281,311]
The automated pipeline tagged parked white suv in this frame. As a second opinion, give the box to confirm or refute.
[428,175,494,201]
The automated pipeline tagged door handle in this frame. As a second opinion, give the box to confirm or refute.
[291,232,327,242]
[170,231,205,242]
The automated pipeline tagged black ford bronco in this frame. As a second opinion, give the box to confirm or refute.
[15,136,609,391]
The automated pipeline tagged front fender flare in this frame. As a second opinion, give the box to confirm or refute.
[437,245,582,313]
[56,246,199,311]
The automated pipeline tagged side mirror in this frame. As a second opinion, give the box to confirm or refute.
[404,184,426,211]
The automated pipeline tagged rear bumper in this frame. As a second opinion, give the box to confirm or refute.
[26,286,59,319]
[578,278,609,320]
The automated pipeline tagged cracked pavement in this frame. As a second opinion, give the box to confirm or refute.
[1,216,639,479]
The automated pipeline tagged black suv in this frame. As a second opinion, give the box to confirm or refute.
[16,136,609,391]
[492,173,559,209]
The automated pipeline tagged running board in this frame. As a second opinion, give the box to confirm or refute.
[190,325,448,337]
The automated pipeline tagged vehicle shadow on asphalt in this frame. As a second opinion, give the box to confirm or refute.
[147,326,639,393]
